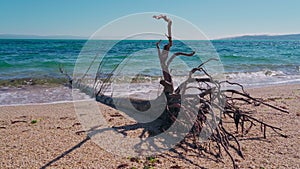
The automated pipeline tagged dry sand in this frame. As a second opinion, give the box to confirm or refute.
[0,84,299,169]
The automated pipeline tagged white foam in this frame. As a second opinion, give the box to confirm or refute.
[0,99,94,107]
[0,85,91,106]
[2,70,299,106]
[226,70,286,79]
[225,70,300,88]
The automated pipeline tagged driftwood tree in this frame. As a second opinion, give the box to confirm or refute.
[61,15,289,169]
[148,15,288,168]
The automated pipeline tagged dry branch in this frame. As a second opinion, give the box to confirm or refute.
[152,15,289,169]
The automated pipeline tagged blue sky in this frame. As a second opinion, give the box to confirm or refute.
[0,0,300,39]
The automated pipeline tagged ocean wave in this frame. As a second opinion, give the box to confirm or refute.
[0,85,91,106]
[225,70,286,79]
[0,60,13,68]
[224,70,300,87]
[222,55,242,59]
[221,55,273,62]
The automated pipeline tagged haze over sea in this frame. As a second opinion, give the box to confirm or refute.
[1,38,300,105]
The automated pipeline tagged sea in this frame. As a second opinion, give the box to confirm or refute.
[1,39,300,105]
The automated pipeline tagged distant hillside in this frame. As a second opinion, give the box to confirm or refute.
[0,34,87,39]
[220,34,300,40]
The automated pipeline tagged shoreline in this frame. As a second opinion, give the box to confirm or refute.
[238,80,300,89]
[1,82,300,106]
[0,99,94,108]
[0,84,90,106]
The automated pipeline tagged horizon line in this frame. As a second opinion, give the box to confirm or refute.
[1,32,300,40]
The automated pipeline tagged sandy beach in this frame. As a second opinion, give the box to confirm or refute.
[2,1,300,169]
[0,84,299,169]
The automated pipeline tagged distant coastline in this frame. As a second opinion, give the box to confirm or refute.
[0,34,87,40]
[218,33,300,41]
[1,33,300,40]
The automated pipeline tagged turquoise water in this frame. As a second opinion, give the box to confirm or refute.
[0,39,82,80]
[1,39,300,85]
[1,39,300,105]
